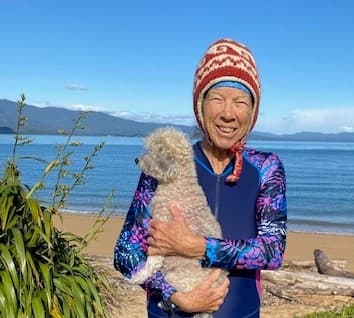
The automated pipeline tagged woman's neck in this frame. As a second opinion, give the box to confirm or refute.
[201,139,233,174]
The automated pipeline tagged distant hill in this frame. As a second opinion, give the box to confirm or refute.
[0,126,14,134]
[1,98,354,142]
[248,131,354,142]
[0,99,194,137]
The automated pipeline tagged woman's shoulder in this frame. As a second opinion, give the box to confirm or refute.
[243,147,284,170]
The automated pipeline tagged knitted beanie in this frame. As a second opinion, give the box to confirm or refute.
[193,38,261,182]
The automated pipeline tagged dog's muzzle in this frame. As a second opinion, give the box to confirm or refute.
[134,158,139,164]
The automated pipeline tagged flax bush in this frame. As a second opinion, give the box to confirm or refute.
[0,95,112,317]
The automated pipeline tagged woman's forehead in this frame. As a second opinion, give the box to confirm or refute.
[206,86,252,99]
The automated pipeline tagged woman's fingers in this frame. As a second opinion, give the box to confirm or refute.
[204,268,222,285]
[169,269,229,313]
[203,270,229,312]
[148,216,189,255]
[169,204,186,223]
[147,204,206,257]
[189,269,229,313]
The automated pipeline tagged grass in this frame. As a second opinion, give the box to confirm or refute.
[301,304,354,318]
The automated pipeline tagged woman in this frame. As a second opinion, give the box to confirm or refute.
[114,38,287,318]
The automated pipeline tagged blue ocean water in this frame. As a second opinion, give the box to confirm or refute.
[1,134,353,235]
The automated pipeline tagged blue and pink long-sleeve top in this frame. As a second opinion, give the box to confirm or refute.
[114,142,287,317]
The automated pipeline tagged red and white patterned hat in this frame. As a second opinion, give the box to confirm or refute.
[193,38,261,182]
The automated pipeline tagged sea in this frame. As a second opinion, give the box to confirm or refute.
[1,134,353,236]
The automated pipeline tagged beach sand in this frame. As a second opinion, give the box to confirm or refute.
[53,213,354,317]
[54,213,354,272]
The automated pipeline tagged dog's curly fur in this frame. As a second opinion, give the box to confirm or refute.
[130,127,227,318]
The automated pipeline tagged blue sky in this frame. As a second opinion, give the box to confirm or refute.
[1,0,354,134]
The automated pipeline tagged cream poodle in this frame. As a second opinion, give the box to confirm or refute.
[130,127,227,318]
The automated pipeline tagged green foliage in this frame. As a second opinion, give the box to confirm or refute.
[0,95,112,317]
[12,94,31,160]
[301,304,354,318]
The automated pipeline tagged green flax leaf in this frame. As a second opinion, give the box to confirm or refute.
[0,243,19,289]
[32,294,45,318]
[12,228,27,276]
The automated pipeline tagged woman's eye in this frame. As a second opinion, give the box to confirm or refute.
[209,97,223,102]
[234,100,251,108]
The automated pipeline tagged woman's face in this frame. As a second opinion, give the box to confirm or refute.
[202,86,253,151]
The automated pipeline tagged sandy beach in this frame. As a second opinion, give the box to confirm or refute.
[54,212,354,272]
[53,212,354,317]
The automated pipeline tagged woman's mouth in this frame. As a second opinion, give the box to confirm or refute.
[216,125,237,134]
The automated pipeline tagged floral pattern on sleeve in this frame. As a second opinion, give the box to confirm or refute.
[114,173,177,299]
[142,271,177,301]
[202,150,287,270]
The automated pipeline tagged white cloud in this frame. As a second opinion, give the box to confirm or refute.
[112,110,195,126]
[341,126,353,132]
[256,107,354,134]
[65,104,108,113]
[64,84,88,91]
[29,100,112,113]
[28,100,54,108]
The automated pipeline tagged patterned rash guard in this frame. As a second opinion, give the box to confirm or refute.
[114,142,287,317]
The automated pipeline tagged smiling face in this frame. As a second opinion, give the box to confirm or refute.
[201,86,253,152]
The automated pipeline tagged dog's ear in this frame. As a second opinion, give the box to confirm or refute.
[156,154,173,171]
[157,152,175,172]
[155,151,179,183]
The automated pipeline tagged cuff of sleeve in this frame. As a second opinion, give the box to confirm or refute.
[201,237,220,267]
[163,286,177,302]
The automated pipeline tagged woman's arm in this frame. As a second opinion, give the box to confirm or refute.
[202,152,287,270]
[148,152,287,270]
[113,173,177,300]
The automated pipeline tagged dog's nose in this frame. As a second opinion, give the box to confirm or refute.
[134,158,139,164]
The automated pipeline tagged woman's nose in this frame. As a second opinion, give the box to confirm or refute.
[221,101,234,120]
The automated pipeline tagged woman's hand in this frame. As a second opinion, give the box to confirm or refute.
[170,269,229,313]
[147,205,206,258]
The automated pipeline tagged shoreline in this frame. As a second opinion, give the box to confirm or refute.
[53,212,354,272]
[61,209,354,237]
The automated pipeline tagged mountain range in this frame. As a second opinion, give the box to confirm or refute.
[1,98,354,142]
[0,99,194,137]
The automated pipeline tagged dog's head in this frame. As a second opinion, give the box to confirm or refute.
[136,127,194,183]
